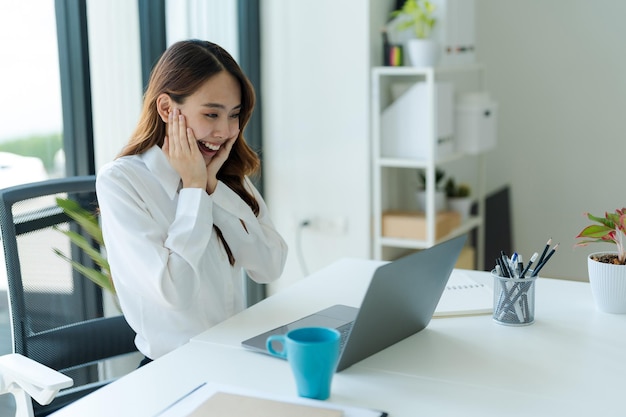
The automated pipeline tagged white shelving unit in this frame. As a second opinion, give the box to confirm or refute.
[371,65,486,268]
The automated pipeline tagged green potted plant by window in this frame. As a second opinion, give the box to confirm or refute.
[445,178,472,222]
[390,0,437,67]
[575,208,626,313]
[53,197,115,296]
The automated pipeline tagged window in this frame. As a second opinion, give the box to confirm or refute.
[0,1,65,189]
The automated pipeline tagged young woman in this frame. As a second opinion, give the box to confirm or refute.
[96,40,288,362]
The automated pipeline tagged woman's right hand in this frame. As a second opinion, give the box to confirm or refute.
[162,108,207,189]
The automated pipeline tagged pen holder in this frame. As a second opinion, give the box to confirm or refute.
[491,270,537,326]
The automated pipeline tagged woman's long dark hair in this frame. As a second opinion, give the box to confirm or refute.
[120,40,261,265]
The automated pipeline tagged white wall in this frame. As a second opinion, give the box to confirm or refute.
[261,0,385,292]
[476,0,626,280]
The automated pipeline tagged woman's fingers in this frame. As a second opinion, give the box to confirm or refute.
[177,111,188,153]
[166,108,197,156]
[163,108,207,189]
[167,110,178,152]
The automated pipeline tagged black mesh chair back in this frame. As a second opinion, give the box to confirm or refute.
[0,176,138,416]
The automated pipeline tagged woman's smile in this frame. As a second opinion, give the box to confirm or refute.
[197,140,221,158]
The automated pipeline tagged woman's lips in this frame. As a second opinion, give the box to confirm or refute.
[197,141,220,156]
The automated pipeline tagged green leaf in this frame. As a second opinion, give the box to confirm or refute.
[586,212,614,229]
[53,249,115,294]
[577,224,613,239]
[54,228,109,271]
[53,197,115,295]
[55,197,104,244]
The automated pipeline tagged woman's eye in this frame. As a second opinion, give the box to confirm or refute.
[204,113,218,119]
[230,113,241,119]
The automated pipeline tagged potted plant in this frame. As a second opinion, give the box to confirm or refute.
[53,197,116,296]
[445,178,472,222]
[390,0,437,67]
[417,168,446,212]
[575,208,626,313]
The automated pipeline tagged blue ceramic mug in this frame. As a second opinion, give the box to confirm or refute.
[266,327,341,400]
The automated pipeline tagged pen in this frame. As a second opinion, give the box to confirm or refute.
[509,252,519,277]
[531,243,559,277]
[520,252,538,278]
[516,254,523,278]
[500,251,514,278]
[496,257,509,277]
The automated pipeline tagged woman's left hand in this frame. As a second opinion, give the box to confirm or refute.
[206,136,237,194]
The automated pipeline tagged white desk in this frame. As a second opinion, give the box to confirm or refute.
[51,259,626,417]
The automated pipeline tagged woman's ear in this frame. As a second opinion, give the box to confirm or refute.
[156,93,171,123]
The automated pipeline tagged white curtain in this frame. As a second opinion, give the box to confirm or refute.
[166,0,239,60]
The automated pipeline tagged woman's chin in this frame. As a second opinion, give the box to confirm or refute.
[202,154,215,166]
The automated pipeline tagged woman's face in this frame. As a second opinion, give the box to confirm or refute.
[177,71,242,164]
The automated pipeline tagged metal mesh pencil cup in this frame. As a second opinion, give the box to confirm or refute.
[491,269,537,326]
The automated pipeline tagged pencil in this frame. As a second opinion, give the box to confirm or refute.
[531,243,559,277]
[536,238,552,267]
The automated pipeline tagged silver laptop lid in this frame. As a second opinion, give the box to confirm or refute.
[336,234,467,371]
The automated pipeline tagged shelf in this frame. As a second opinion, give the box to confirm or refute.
[379,216,482,249]
[372,64,484,77]
[371,64,486,267]
[376,152,468,169]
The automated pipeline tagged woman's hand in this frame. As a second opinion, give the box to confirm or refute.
[162,108,207,189]
[206,136,237,194]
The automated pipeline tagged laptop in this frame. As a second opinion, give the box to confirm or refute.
[242,234,467,371]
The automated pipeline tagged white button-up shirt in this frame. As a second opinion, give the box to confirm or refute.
[96,145,288,359]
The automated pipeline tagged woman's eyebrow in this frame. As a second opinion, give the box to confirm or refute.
[202,103,242,110]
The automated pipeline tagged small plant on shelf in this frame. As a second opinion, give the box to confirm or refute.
[390,0,437,40]
[416,168,447,212]
[444,178,471,198]
[418,168,446,191]
[444,178,473,221]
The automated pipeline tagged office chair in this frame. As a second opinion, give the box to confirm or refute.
[0,353,72,417]
[0,176,138,416]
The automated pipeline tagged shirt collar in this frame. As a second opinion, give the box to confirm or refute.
[141,145,181,199]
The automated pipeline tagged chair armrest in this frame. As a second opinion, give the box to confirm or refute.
[0,353,73,405]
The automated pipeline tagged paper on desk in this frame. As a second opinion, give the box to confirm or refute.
[155,382,386,417]
[434,270,493,317]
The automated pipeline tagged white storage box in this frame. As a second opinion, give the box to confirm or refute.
[455,92,498,154]
[381,82,455,160]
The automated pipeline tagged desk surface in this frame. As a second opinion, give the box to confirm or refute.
[51,259,626,417]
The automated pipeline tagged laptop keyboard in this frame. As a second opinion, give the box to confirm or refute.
[337,322,354,350]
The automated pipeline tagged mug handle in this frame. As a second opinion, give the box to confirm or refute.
[266,335,287,359]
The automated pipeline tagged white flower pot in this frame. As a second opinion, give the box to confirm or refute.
[448,197,473,223]
[587,252,626,313]
[416,190,447,212]
[405,38,438,67]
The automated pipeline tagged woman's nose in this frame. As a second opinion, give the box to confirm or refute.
[212,118,229,139]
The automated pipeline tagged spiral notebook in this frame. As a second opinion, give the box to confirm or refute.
[434,270,493,317]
